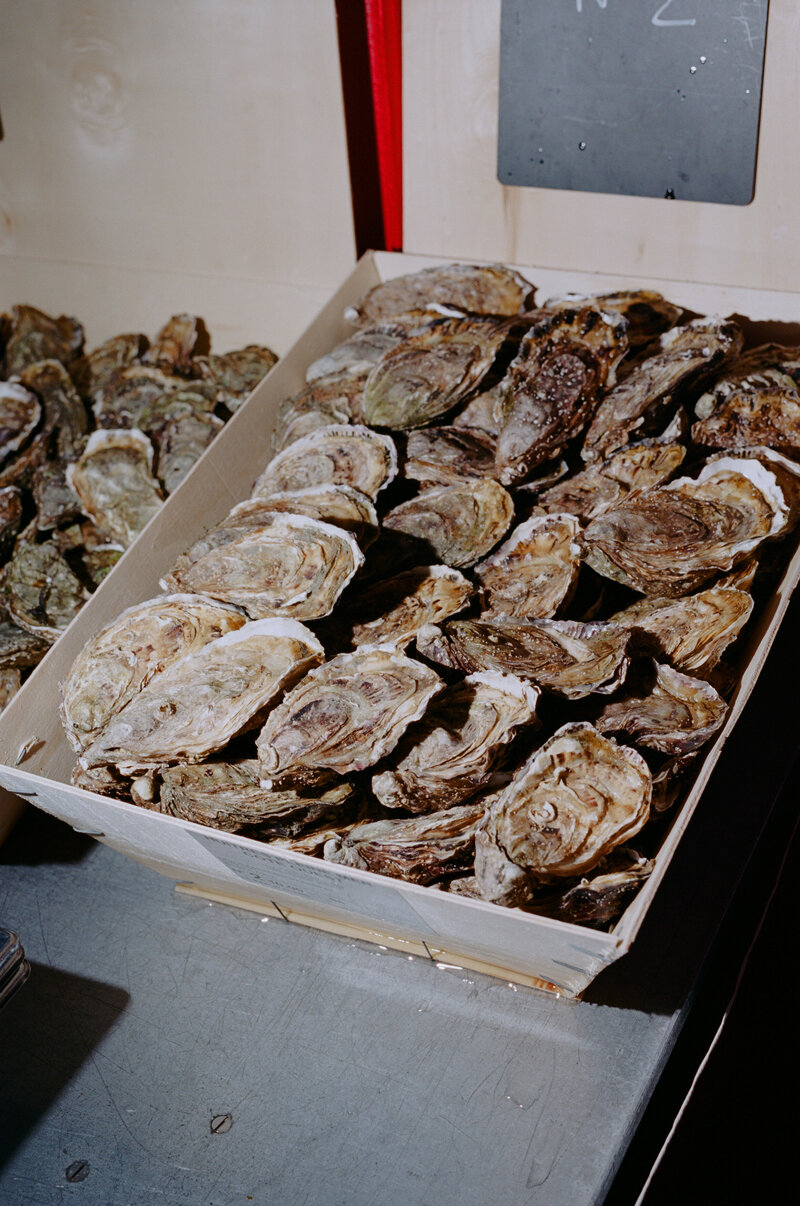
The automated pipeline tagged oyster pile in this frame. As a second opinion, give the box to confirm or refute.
[58,262,800,932]
[0,304,278,713]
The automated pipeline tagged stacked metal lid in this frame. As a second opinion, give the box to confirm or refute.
[0,926,30,1010]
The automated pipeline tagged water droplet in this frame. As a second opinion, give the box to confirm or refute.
[689,65,697,74]
[578,141,587,151]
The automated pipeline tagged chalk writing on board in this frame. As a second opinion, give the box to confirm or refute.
[576,0,698,25]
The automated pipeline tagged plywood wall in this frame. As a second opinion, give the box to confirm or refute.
[403,0,799,296]
[0,0,356,354]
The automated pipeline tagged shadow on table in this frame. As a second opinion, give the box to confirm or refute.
[0,804,96,867]
[0,961,129,1170]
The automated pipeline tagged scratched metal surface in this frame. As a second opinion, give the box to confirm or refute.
[1,592,798,1206]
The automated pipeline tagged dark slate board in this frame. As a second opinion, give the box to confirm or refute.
[498,0,769,205]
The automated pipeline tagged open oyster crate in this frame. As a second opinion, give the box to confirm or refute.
[0,248,799,997]
[1,1,799,995]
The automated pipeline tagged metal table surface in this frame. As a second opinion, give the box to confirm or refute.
[1,595,798,1206]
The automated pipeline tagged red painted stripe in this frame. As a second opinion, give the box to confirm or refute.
[365,0,403,251]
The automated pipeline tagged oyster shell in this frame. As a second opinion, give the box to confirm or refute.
[238,485,378,544]
[66,428,164,547]
[474,513,582,619]
[305,325,408,382]
[692,373,800,460]
[345,262,535,327]
[17,359,90,461]
[60,594,246,754]
[253,424,398,500]
[324,800,486,885]
[149,406,224,494]
[609,585,753,674]
[256,645,443,788]
[32,461,82,531]
[544,289,682,349]
[476,723,651,899]
[382,478,514,568]
[544,849,655,926]
[372,671,539,813]
[417,617,629,699]
[71,332,147,401]
[534,441,686,524]
[141,313,203,375]
[2,304,84,376]
[495,307,629,484]
[361,315,510,430]
[91,364,187,428]
[195,344,278,410]
[0,381,42,464]
[161,511,364,621]
[339,564,472,650]
[404,425,499,487]
[5,533,90,640]
[0,667,21,711]
[596,660,728,755]
[271,377,364,453]
[81,618,324,771]
[584,457,788,596]
[451,381,504,437]
[0,487,23,558]
[582,317,743,461]
[0,605,49,669]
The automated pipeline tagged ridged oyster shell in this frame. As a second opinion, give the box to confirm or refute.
[194,344,278,411]
[254,424,397,500]
[60,594,246,753]
[17,359,90,461]
[5,531,90,641]
[341,564,472,650]
[271,378,365,453]
[256,645,443,788]
[474,513,582,619]
[66,428,164,547]
[692,369,800,460]
[404,425,499,487]
[584,457,788,596]
[382,478,514,568]
[534,441,686,524]
[345,262,535,327]
[3,304,84,376]
[161,511,364,621]
[475,723,651,901]
[372,671,539,813]
[0,381,42,465]
[81,618,324,771]
[238,484,378,544]
[596,660,728,755]
[417,617,629,698]
[609,586,754,674]
[141,313,203,375]
[544,290,682,349]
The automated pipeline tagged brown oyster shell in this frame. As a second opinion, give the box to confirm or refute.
[494,307,629,484]
[81,618,324,772]
[5,530,90,641]
[345,262,535,327]
[71,332,147,401]
[66,428,164,547]
[342,564,473,650]
[17,359,90,461]
[473,513,582,619]
[161,511,364,621]
[0,381,42,465]
[91,364,187,428]
[584,456,788,596]
[305,325,408,383]
[451,381,505,436]
[3,304,84,376]
[544,849,655,926]
[372,671,539,813]
[609,585,754,674]
[254,423,397,500]
[692,372,800,460]
[0,603,49,669]
[404,425,499,487]
[382,478,514,568]
[0,487,24,558]
[194,344,278,410]
[361,315,511,430]
[324,800,486,885]
[417,617,629,699]
[534,441,686,524]
[596,660,728,755]
[476,723,651,897]
[271,377,364,453]
[544,289,682,349]
[32,461,82,531]
[256,645,443,788]
[141,313,203,375]
[149,405,224,494]
[238,484,378,544]
[582,316,743,461]
[60,594,246,754]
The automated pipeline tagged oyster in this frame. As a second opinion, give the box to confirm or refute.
[142,313,204,375]
[91,364,186,428]
[2,304,84,376]
[5,533,89,640]
[451,381,504,436]
[0,667,21,711]
[582,317,743,461]
[256,645,443,788]
[324,800,486,885]
[417,617,629,699]
[0,431,50,492]
[0,606,50,669]
[495,307,629,484]
[584,457,788,596]
[692,374,800,460]
[305,325,408,382]
[81,618,324,771]
[60,594,246,753]
[342,564,472,650]
[596,660,728,755]
[382,478,514,568]
[534,441,686,524]
[66,429,164,547]
[161,511,363,621]
[150,759,355,836]
[372,671,539,813]
[71,332,147,401]
[0,487,23,558]
[473,513,582,619]
[0,381,42,464]
[149,406,224,494]
[361,315,511,430]
[609,585,753,674]
[253,424,398,501]
[544,848,655,926]
[271,377,364,453]
[476,723,651,901]
[345,262,535,327]
[238,484,378,544]
[17,359,90,460]
[195,344,278,410]
[32,461,82,530]
[404,425,499,487]
[544,289,682,349]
